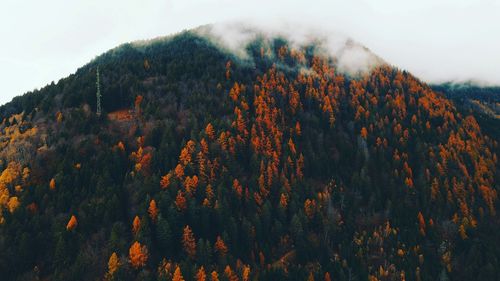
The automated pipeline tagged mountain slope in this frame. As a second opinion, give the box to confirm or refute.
[0,28,498,281]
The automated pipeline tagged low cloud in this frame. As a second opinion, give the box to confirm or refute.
[195,20,384,76]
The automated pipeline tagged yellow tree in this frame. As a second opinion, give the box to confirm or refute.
[7,196,19,213]
[196,266,207,281]
[129,241,148,269]
[107,252,120,276]
[173,265,185,281]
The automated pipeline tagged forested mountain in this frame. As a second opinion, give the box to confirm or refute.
[432,83,500,140]
[0,26,498,281]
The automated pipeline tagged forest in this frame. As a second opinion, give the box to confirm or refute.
[0,30,498,281]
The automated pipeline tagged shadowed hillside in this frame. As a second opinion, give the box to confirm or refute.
[0,28,498,281]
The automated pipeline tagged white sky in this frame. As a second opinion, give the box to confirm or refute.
[1,0,499,105]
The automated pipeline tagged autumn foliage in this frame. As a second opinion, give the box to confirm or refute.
[66,215,78,231]
[129,241,148,269]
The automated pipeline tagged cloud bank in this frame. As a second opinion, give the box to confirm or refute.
[195,20,384,75]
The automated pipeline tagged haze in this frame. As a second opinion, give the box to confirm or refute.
[1,0,499,105]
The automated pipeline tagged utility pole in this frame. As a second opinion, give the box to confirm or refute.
[96,67,102,116]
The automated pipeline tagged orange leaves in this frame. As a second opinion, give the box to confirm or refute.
[196,266,207,281]
[173,265,185,281]
[7,197,19,213]
[479,185,497,215]
[224,265,238,281]
[182,225,196,259]
[107,252,120,276]
[179,148,192,166]
[205,123,216,140]
[279,193,288,209]
[214,235,228,257]
[289,89,301,114]
[229,82,241,102]
[129,241,148,269]
[211,271,220,281]
[288,138,296,155]
[232,179,243,199]
[458,224,468,240]
[296,154,304,180]
[137,152,152,174]
[278,45,288,60]
[175,190,187,211]
[417,212,426,236]
[56,111,63,123]
[160,173,172,189]
[175,164,185,179]
[49,178,56,190]
[304,199,316,219]
[66,215,78,231]
[148,200,158,223]
[233,107,247,135]
[404,177,414,188]
[360,127,368,139]
[184,175,199,196]
[132,216,141,235]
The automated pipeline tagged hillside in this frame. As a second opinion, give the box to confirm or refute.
[0,27,498,281]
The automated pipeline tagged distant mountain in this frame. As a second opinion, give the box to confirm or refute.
[0,25,498,281]
[432,83,500,139]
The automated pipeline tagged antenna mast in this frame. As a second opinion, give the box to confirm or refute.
[96,67,102,116]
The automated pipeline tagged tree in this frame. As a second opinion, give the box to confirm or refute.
[7,196,19,213]
[206,123,216,140]
[211,271,219,281]
[132,216,141,235]
[175,164,185,179]
[107,252,120,276]
[175,191,187,211]
[173,265,185,281]
[417,212,426,236]
[224,265,238,281]
[360,127,368,139]
[129,241,148,269]
[160,173,172,189]
[196,266,207,281]
[179,148,192,166]
[183,225,196,259]
[214,236,228,257]
[148,200,158,223]
[304,199,316,219]
[66,215,78,231]
[135,95,143,115]
[242,266,250,281]
[49,178,56,190]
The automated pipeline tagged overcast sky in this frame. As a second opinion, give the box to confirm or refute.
[1,0,499,105]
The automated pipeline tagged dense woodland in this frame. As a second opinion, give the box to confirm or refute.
[432,83,500,140]
[0,30,498,281]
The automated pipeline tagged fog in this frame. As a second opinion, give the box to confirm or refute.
[1,0,499,105]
